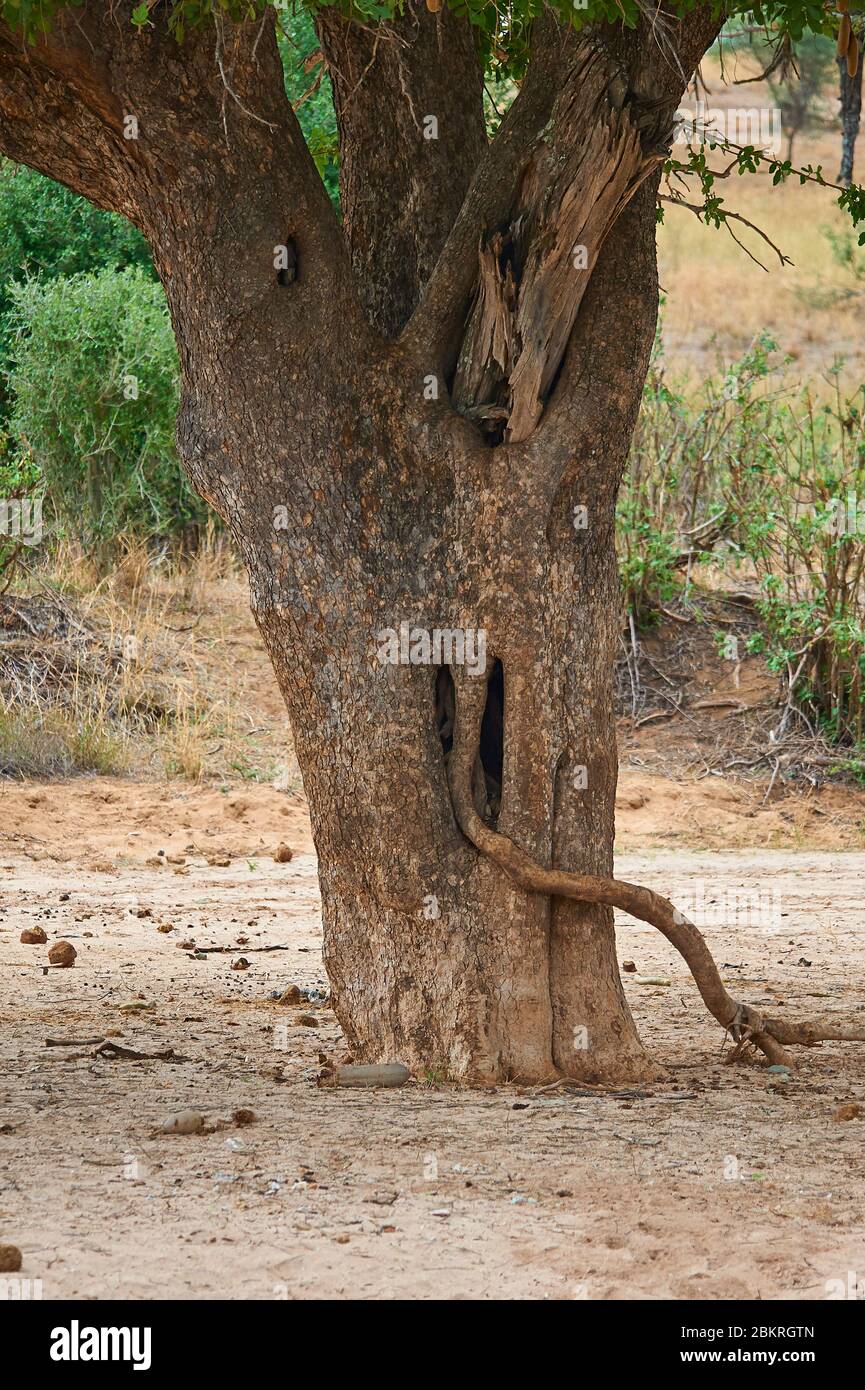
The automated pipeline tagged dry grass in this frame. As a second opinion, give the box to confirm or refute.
[659,61,864,387]
[0,530,295,783]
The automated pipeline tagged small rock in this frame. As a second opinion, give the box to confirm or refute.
[177,940,195,950]
[297,1013,318,1027]
[161,1109,204,1135]
[273,843,293,864]
[48,940,76,967]
[206,852,232,867]
[834,1102,862,1121]
[20,927,48,945]
[0,1244,22,1273]
[231,957,250,971]
[232,1108,256,1127]
[622,960,637,973]
[278,985,303,1005]
[157,924,173,934]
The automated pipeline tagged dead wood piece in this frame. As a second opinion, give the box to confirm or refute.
[194,944,291,954]
[93,1041,189,1063]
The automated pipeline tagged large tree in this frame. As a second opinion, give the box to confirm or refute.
[2,0,864,1084]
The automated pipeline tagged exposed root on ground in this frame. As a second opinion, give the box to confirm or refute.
[447,673,865,1070]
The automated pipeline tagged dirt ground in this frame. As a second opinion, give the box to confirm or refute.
[1,774,864,1301]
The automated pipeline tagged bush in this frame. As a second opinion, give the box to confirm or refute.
[0,159,153,418]
[6,266,207,554]
[618,333,865,751]
[618,331,777,623]
[278,8,339,207]
[726,378,865,747]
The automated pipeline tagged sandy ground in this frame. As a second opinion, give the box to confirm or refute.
[1,775,865,1301]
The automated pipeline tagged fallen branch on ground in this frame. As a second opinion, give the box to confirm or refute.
[93,1042,189,1063]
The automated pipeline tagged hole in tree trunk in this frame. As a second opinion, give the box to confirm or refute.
[436,660,504,824]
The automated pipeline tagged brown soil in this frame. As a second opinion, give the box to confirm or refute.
[2,776,865,1300]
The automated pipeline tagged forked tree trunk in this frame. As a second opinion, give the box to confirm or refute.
[253,343,655,1083]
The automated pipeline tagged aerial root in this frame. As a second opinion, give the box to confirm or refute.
[446,674,865,1069]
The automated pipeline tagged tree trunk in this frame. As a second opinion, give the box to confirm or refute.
[838,51,863,185]
[252,377,655,1086]
[0,1,743,1085]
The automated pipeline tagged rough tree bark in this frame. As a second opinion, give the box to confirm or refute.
[838,50,863,185]
[1,2,862,1084]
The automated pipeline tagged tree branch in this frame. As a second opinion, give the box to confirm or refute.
[0,3,351,322]
[405,7,724,452]
[317,0,487,337]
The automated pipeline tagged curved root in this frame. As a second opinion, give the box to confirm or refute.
[447,672,865,1069]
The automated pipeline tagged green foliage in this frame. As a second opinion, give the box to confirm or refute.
[620,337,865,749]
[0,1,850,64]
[618,328,778,624]
[277,6,339,205]
[6,266,205,556]
[0,161,151,294]
[0,159,153,415]
[726,377,865,746]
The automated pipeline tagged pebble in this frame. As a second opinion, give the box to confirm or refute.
[20,928,48,945]
[0,1244,22,1273]
[48,940,77,967]
[161,1110,204,1135]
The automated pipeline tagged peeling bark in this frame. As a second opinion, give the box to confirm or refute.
[451,39,663,442]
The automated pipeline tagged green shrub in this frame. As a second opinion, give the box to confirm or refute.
[618,331,777,623]
[726,378,865,746]
[6,266,207,555]
[619,332,865,751]
[0,159,153,418]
